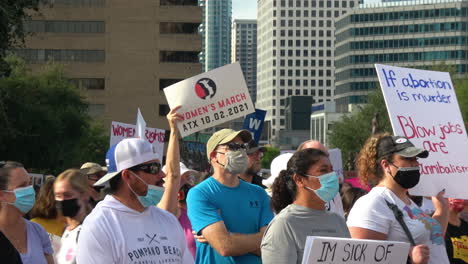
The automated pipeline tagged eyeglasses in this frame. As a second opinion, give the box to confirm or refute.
[130,162,161,175]
[220,143,248,151]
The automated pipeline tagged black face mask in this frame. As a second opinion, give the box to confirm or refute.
[391,165,421,189]
[56,198,81,218]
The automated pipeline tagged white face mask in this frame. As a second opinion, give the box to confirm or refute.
[223,150,249,174]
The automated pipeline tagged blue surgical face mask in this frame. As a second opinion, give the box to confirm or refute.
[128,171,165,207]
[5,186,36,214]
[138,185,165,207]
[304,171,339,202]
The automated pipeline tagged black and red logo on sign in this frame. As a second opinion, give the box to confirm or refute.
[195,78,217,100]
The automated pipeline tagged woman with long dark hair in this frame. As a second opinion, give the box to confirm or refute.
[261,149,350,263]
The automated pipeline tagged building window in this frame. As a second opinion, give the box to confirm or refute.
[70,78,105,90]
[160,51,199,63]
[25,20,105,33]
[159,79,183,90]
[159,104,170,116]
[45,0,105,7]
[15,49,105,63]
[160,22,200,34]
[160,0,198,5]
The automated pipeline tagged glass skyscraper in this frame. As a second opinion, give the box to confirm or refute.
[199,0,232,72]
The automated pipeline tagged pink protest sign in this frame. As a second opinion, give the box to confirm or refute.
[375,64,468,198]
[110,121,165,160]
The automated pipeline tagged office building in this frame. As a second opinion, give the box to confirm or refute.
[335,0,468,112]
[232,19,258,102]
[256,0,360,144]
[199,0,232,72]
[15,0,202,130]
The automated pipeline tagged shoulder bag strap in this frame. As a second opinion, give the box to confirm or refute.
[385,200,416,246]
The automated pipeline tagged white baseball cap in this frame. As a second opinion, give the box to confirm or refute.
[94,138,160,186]
[263,153,293,188]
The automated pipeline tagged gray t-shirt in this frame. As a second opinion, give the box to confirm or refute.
[261,204,350,264]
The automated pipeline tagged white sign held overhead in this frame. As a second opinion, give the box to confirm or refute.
[375,64,468,198]
[110,121,165,161]
[136,108,147,139]
[163,62,255,137]
[301,236,410,264]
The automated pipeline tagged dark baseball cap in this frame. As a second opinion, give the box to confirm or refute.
[377,136,429,159]
[246,139,267,155]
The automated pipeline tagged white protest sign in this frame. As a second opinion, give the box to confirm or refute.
[163,62,255,137]
[329,148,344,182]
[30,173,43,186]
[110,121,165,160]
[327,148,345,218]
[375,64,468,198]
[136,108,146,139]
[301,236,410,264]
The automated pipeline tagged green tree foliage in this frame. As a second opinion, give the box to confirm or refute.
[0,0,43,75]
[428,63,468,128]
[455,77,468,127]
[0,56,108,174]
[261,146,280,169]
[328,90,392,168]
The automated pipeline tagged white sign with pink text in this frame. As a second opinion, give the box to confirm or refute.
[375,64,468,198]
[163,62,255,137]
[110,121,165,161]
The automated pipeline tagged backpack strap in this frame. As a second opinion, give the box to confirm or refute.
[385,200,416,246]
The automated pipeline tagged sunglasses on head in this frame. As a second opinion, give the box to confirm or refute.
[221,142,248,151]
[130,162,161,175]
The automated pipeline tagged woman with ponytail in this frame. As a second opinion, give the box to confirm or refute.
[261,149,350,263]
[347,133,449,264]
[53,169,90,264]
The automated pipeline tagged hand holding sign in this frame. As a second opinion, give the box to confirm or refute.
[167,105,183,132]
[409,244,430,264]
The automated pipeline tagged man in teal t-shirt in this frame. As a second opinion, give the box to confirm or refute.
[187,129,273,264]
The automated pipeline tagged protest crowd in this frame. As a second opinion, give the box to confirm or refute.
[1,104,468,264]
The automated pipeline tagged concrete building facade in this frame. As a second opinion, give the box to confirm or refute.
[335,0,468,113]
[16,0,202,129]
[232,19,258,103]
[199,0,232,72]
[256,0,360,144]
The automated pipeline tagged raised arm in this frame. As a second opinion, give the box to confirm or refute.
[431,190,449,236]
[158,105,182,216]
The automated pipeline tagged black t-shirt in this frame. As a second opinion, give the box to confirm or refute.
[0,231,23,264]
[445,218,468,264]
[251,174,267,189]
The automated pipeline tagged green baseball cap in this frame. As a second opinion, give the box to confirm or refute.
[206,129,252,159]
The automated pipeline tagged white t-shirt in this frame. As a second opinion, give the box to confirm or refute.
[55,225,81,264]
[326,193,345,218]
[420,197,436,216]
[347,186,449,264]
[76,195,194,264]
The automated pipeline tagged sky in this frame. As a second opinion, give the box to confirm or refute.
[232,0,257,19]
